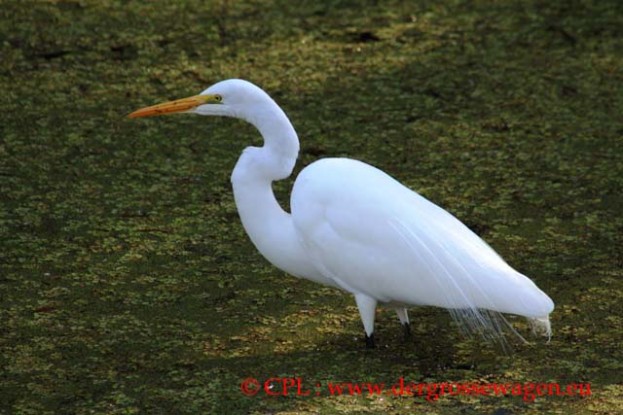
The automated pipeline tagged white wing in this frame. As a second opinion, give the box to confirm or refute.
[291,158,553,321]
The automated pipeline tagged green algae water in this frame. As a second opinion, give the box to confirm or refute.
[1,1,622,413]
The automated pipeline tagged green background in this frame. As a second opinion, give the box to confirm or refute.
[1,0,621,413]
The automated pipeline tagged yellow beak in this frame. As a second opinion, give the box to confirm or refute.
[128,94,221,118]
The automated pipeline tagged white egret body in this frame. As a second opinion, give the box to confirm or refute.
[129,79,554,347]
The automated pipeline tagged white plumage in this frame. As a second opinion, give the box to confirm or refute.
[129,79,554,347]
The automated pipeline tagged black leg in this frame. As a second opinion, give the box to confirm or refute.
[365,333,376,349]
[402,322,412,339]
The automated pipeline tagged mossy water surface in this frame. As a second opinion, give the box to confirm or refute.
[1,1,622,414]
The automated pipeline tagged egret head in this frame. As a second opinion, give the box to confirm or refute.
[128,79,273,121]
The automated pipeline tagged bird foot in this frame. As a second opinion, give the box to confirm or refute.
[402,322,412,340]
[365,333,376,349]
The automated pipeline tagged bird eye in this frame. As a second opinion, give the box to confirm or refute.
[214,94,223,102]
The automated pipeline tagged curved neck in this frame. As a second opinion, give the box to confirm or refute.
[234,99,299,182]
[229,103,322,281]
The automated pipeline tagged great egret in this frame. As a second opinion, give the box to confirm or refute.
[129,79,554,348]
